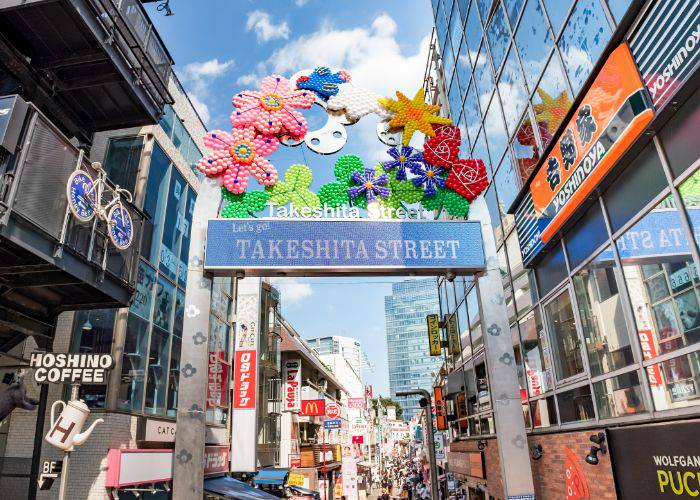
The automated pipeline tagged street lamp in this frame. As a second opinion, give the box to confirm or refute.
[396,389,439,500]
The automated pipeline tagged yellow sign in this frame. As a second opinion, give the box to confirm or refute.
[288,473,305,487]
[446,314,460,355]
[335,480,343,496]
[427,314,441,356]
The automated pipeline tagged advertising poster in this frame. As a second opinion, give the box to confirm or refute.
[341,444,359,500]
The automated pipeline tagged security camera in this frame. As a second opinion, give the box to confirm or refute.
[530,444,543,461]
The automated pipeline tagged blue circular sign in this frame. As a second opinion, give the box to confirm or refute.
[107,205,133,250]
[66,171,96,222]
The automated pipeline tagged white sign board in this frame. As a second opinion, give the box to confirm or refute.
[283,359,302,412]
[30,352,113,384]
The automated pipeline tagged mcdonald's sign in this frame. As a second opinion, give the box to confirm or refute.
[300,399,325,417]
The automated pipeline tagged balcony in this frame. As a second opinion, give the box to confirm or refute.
[0,0,173,143]
[0,96,142,352]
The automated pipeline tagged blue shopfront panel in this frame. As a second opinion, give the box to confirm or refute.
[205,218,485,277]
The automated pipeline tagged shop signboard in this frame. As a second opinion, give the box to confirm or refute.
[608,420,700,498]
[29,352,113,384]
[628,0,700,109]
[427,314,441,356]
[204,446,229,475]
[434,432,445,460]
[326,402,340,419]
[348,398,365,409]
[446,313,460,355]
[205,219,485,276]
[288,473,305,487]
[206,351,229,408]
[515,43,654,265]
[300,399,326,417]
[324,419,342,430]
[433,386,447,431]
[350,418,367,435]
[283,359,302,412]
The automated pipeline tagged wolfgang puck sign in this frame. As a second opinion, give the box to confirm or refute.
[607,420,700,498]
[30,352,113,384]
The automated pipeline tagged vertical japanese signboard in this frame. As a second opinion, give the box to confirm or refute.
[446,314,460,355]
[515,43,654,265]
[283,359,302,412]
[206,351,229,408]
[433,386,447,431]
[231,278,261,472]
[427,314,441,356]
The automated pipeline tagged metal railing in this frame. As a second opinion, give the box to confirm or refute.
[0,104,142,288]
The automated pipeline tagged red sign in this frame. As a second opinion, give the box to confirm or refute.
[204,446,229,475]
[290,454,301,468]
[564,447,590,500]
[348,398,365,409]
[326,402,340,419]
[300,399,325,416]
[433,386,447,431]
[233,350,256,409]
[207,351,229,408]
[638,329,662,386]
[352,435,364,444]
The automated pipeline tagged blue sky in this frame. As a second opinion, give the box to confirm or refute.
[146,0,435,396]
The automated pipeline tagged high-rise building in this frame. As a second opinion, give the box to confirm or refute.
[427,0,700,498]
[384,279,442,420]
[308,335,363,380]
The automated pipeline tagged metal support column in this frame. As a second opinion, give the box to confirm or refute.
[470,196,535,499]
[173,178,222,499]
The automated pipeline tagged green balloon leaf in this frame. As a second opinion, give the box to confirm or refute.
[384,168,424,209]
[220,188,270,218]
[266,164,320,209]
[334,155,364,186]
[318,182,350,208]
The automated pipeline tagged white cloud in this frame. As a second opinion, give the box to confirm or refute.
[238,13,430,158]
[179,58,234,124]
[246,10,291,42]
[294,0,309,5]
[271,278,314,306]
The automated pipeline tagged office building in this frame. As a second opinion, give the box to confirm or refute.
[308,335,363,382]
[427,0,700,498]
[385,279,442,420]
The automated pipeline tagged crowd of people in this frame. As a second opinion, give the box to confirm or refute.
[372,456,433,500]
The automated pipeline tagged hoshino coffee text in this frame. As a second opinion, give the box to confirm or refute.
[233,239,462,260]
[30,352,114,384]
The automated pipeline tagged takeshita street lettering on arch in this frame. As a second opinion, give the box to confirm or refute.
[196,67,489,221]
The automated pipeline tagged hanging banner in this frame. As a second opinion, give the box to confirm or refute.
[433,386,447,431]
[231,278,262,472]
[207,351,229,408]
[434,432,445,460]
[516,43,654,264]
[342,444,359,500]
[348,398,365,409]
[427,314,441,356]
[205,219,485,277]
[283,359,302,412]
[446,314,460,355]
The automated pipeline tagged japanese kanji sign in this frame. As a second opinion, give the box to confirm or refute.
[446,314,460,356]
[517,43,654,264]
[427,314,441,356]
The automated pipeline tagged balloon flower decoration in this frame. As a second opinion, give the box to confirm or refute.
[196,66,489,218]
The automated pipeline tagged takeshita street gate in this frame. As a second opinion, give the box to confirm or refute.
[173,68,534,499]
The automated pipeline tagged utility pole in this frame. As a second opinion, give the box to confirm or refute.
[396,389,438,500]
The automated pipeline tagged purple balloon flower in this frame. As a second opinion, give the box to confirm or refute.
[410,163,447,197]
[348,167,390,203]
[382,145,424,181]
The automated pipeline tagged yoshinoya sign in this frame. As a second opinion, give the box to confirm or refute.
[205,218,485,277]
[30,352,113,384]
[608,420,700,498]
[283,359,302,412]
[515,43,654,265]
[628,0,700,109]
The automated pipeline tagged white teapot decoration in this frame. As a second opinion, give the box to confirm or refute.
[45,399,103,451]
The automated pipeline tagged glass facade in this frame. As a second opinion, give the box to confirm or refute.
[385,279,442,420]
[432,0,700,434]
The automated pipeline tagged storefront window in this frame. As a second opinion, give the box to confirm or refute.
[132,262,156,321]
[515,0,553,91]
[463,82,482,141]
[648,352,700,411]
[512,324,526,393]
[484,95,508,165]
[558,0,611,94]
[456,37,471,95]
[473,42,494,106]
[468,286,483,352]
[71,309,116,408]
[448,74,461,120]
[464,363,478,415]
[514,270,537,314]
[660,87,700,179]
[557,385,594,423]
[475,358,490,411]
[458,299,471,360]
[486,2,510,72]
[535,241,567,296]
[593,371,646,418]
[471,126,491,175]
[520,309,551,396]
[144,325,170,415]
[178,190,195,287]
[119,313,150,412]
[619,197,700,362]
[544,289,584,381]
[141,143,171,264]
[159,169,187,282]
[499,46,528,135]
[564,202,608,271]
[167,288,184,417]
[498,245,509,288]
[532,55,571,150]
[530,395,557,428]
[102,136,144,194]
[512,110,540,183]
[573,248,634,376]
[153,276,175,332]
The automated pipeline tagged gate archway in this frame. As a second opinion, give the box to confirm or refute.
[171,69,534,500]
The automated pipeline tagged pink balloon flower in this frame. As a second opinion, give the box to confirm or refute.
[230,74,316,139]
[197,127,280,194]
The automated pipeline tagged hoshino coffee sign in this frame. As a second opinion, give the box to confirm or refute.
[30,352,114,384]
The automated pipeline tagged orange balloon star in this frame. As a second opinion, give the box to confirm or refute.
[378,88,451,145]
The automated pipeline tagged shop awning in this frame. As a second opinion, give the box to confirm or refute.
[253,468,289,485]
[204,476,277,499]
